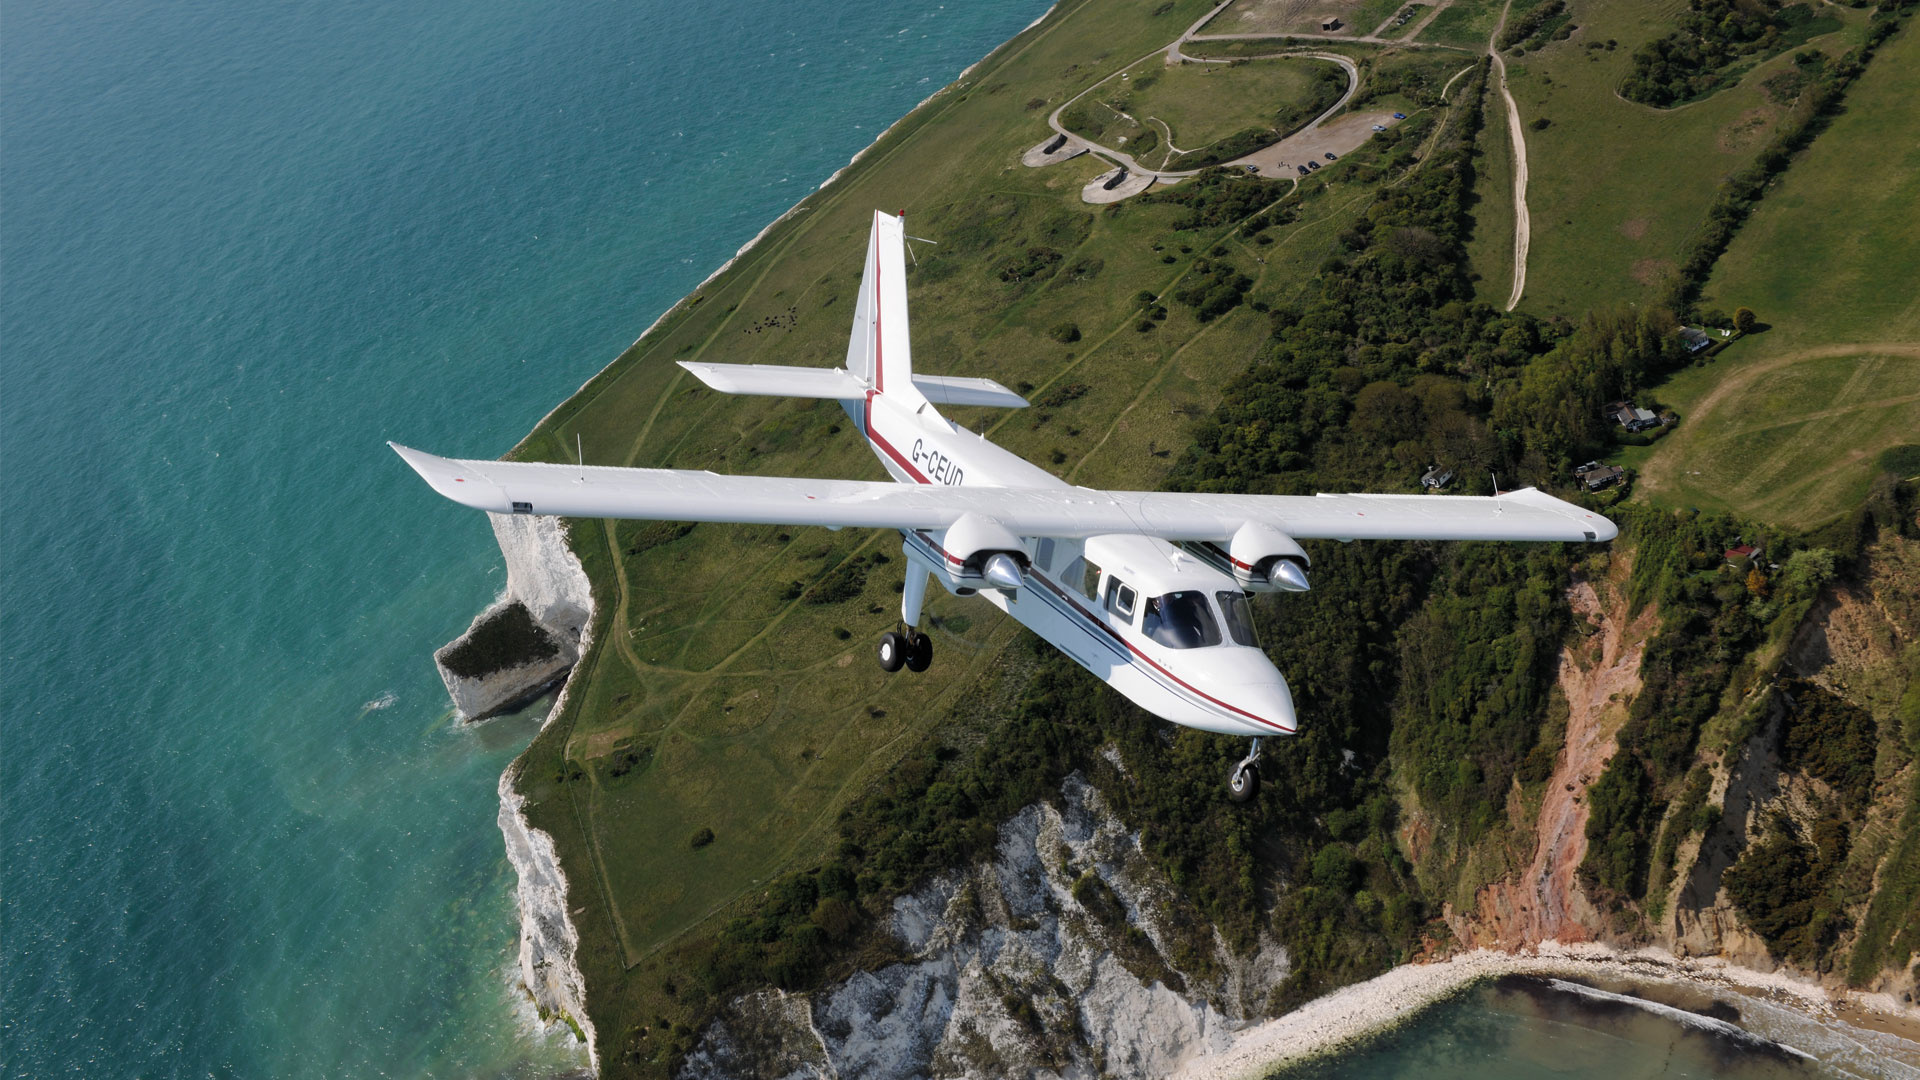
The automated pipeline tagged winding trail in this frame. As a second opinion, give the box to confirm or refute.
[1047,0,1362,183]
[1488,0,1531,310]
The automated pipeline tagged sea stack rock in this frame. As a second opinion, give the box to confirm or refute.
[435,513,592,720]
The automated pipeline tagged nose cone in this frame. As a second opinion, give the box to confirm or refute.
[1237,678,1297,735]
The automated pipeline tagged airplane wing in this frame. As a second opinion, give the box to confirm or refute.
[391,444,1616,543]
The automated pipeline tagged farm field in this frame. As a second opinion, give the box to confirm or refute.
[498,0,1425,1042]
[1634,19,1920,529]
[1503,0,1869,319]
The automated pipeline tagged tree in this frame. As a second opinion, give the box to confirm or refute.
[1733,306,1756,334]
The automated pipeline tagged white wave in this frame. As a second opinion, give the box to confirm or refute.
[361,690,396,711]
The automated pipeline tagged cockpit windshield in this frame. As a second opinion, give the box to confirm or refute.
[1216,590,1260,647]
[1141,591,1222,649]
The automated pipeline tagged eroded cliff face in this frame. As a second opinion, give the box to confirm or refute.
[1447,537,1920,1007]
[1449,558,1658,949]
[437,513,593,720]
[679,775,1289,1080]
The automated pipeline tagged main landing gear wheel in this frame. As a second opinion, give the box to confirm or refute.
[877,631,908,672]
[1227,761,1261,802]
[1227,737,1264,803]
[905,631,933,673]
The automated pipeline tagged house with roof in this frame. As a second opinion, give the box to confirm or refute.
[1605,400,1660,432]
[1573,461,1625,491]
[1679,325,1715,354]
[1421,464,1454,490]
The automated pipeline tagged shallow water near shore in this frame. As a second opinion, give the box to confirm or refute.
[0,0,1048,1074]
[1273,975,1911,1080]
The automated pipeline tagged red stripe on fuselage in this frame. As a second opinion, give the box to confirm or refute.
[906,530,1293,734]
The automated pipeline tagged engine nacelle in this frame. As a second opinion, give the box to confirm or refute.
[1228,522,1311,592]
[938,513,1029,588]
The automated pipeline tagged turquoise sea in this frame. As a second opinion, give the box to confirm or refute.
[2,1,1907,1078]
[0,0,1049,1074]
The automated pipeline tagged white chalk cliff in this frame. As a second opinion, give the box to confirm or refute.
[436,512,593,719]
[679,774,1289,1080]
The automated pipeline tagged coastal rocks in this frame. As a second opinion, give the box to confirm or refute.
[435,513,592,720]
[679,774,1289,1080]
[500,766,599,1073]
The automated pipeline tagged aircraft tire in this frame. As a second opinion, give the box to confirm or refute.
[878,631,908,672]
[1227,761,1260,802]
[905,631,933,673]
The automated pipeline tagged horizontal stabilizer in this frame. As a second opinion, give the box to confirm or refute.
[678,361,1026,407]
[678,361,866,400]
[910,375,1028,409]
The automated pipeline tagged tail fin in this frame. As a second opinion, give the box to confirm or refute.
[846,210,923,405]
[676,210,1029,409]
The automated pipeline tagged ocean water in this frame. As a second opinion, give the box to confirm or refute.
[0,0,1050,1075]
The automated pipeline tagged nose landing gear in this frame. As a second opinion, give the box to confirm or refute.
[1228,738,1263,802]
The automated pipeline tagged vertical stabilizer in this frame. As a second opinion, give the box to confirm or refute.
[844,210,924,405]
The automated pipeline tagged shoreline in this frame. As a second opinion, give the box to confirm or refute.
[1173,942,1920,1080]
[519,0,1063,452]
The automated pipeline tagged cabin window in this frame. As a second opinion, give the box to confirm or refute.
[1143,591,1222,649]
[1216,591,1260,648]
[1105,578,1137,621]
[1067,559,1098,599]
[1034,537,1056,573]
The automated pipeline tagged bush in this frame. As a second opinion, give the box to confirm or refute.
[1049,321,1082,344]
[438,602,561,678]
[690,828,715,849]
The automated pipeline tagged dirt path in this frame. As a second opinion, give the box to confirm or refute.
[1488,0,1531,311]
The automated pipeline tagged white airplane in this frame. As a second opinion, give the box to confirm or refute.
[392,210,1616,799]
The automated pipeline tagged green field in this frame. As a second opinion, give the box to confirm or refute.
[496,0,1421,1053]
[1631,19,1920,529]
[1418,0,1506,49]
[1463,67,1516,304]
[1500,0,1869,319]
[1629,347,1920,527]
[1209,0,1406,36]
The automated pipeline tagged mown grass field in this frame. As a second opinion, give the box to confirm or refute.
[1629,19,1920,529]
[1626,348,1920,526]
[492,0,1439,1054]
[1502,0,1871,319]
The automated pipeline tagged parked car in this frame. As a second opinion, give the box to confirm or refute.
[1245,164,1260,174]
[1372,124,1387,131]
[1324,152,1337,161]
[1393,112,1406,119]
[1297,165,1310,175]
[1307,160,1319,170]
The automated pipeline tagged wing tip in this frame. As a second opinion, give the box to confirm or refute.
[388,442,509,512]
